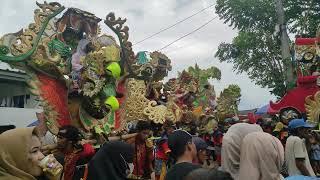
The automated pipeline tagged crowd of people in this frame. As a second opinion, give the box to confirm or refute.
[1,115,320,180]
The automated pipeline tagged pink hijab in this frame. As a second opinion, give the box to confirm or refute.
[239,132,284,180]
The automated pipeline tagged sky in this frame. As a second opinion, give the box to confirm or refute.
[0,0,276,110]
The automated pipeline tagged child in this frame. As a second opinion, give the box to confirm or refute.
[309,131,320,175]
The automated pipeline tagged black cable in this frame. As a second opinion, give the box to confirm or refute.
[157,15,218,51]
[133,3,215,46]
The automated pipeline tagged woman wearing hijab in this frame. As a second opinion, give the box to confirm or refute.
[221,123,263,179]
[87,141,134,180]
[0,127,62,180]
[239,132,284,180]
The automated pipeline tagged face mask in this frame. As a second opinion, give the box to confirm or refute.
[121,154,134,175]
[128,163,134,174]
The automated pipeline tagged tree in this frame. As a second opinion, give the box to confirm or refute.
[215,0,320,97]
[216,84,241,120]
[187,63,221,91]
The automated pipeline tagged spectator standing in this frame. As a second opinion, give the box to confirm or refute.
[239,132,284,180]
[165,130,200,180]
[285,119,315,176]
[221,123,263,179]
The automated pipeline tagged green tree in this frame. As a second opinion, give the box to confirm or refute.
[216,84,241,120]
[187,63,221,90]
[214,0,320,97]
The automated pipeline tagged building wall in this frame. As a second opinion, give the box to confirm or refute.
[0,107,42,127]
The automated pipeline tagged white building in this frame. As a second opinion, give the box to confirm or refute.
[0,62,41,127]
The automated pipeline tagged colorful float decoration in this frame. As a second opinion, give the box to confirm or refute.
[268,28,320,127]
[0,2,244,138]
[123,61,222,125]
[0,2,140,135]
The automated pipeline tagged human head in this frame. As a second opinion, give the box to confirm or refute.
[288,119,313,139]
[57,125,81,150]
[168,130,197,162]
[136,120,152,141]
[309,131,320,144]
[0,125,16,134]
[239,132,284,180]
[221,123,263,179]
[35,112,48,136]
[0,127,45,179]
[163,120,176,135]
[87,141,134,179]
[185,168,233,180]
[192,137,211,164]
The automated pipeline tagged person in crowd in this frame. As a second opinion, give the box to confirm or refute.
[238,131,284,180]
[260,118,274,134]
[165,130,200,180]
[87,141,134,180]
[221,123,263,179]
[35,112,56,146]
[285,119,315,176]
[126,120,154,179]
[211,120,223,166]
[192,137,213,168]
[0,127,62,180]
[273,119,289,147]
[155,120,176,180]
[184,168,233,180]
[55,125,95,180]
[308,131,320,175]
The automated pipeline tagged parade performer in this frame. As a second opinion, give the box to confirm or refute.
[55,126,95,180]
[126,121,155,179]
[155,121,176,180]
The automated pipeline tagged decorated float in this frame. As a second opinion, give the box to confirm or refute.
[0,2,142,136]
[268,28,320,127]
[0,2,244,140]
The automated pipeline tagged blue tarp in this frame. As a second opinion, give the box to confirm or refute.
[27,120,39,127]
[285,176,319,180]
[255,104,269,115]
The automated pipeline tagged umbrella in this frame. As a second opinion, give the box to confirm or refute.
[255,104,269,115]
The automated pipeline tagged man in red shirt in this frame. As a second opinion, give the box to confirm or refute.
[45,125,95,180]
[126,121,154,179]
[155,121,176,180]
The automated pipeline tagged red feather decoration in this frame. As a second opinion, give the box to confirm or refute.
[37,73,71,126]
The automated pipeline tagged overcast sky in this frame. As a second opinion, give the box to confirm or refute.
[0,0,276,110]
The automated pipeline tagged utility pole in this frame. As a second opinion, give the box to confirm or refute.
[274,0,294,89]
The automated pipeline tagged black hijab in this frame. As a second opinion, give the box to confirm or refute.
[87,141,134,180]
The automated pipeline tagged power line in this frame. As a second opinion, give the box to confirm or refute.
[157,15,218,51]
[133,3,215,46]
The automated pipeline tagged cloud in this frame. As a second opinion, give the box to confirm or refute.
[0,0,275,110]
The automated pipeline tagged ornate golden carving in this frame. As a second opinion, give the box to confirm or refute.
[143,101,176,124]
[305,91,320,125]
[104,12,136,74]
[11,2,62,56]
[123,78,180,124]
[124,79,150,121]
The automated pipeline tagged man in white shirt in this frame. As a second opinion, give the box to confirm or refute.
[35,112,56,146]
[285,118,315,176]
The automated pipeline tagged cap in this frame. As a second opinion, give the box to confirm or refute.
[192,137,214,151]
[168,130,192,155]
[58,126,81,142]
[288,119,314,130]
